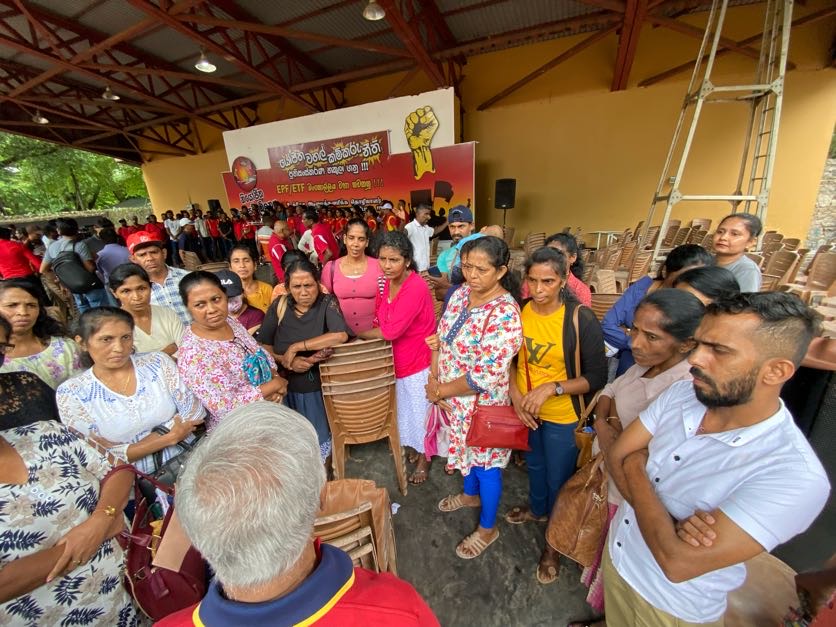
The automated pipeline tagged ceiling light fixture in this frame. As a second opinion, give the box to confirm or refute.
[362,0,385,21]
[194,50,216,73]
[32,111,49,125]
[102,85,120,101]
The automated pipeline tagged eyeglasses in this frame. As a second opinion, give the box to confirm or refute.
[461,263,494,277]
[0,343,15,354]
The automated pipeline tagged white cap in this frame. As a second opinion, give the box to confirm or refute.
[380,201,393,209]
[179,217,193,227]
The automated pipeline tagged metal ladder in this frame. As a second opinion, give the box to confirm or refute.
[640,0,793,260]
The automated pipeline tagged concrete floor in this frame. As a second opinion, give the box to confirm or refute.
[344,443,597,627]
[344,431,835,626]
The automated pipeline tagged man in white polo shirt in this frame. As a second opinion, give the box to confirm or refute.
[404,204,447,272]
[605,291,829,626]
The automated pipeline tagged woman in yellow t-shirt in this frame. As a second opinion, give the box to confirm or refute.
[506,246,607,526]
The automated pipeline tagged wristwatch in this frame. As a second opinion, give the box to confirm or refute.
[553,382,565,396]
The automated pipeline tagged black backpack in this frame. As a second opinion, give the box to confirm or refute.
[51,241,103,294]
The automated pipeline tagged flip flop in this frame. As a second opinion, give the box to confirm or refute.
[438,493,479,512]
[504,506,548,525]
[455,529,499,559]
[536,561,559,585]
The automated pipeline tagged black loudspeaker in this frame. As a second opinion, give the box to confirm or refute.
[495,178,516,209]
[208,199,222,211]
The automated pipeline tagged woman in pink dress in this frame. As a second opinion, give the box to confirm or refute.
[321,218,382,335]
[359,231,436,484]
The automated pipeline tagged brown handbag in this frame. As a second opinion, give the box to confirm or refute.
[545,452,609,568]
[465,304,531,451]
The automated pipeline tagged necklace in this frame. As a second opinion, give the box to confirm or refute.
[98,366,134,396]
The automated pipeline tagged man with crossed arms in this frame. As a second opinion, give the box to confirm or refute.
[605,292,829,625]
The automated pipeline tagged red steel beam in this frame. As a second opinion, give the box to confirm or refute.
[126,0,318,112]
[611,0,648,91]
[380,0,447,88]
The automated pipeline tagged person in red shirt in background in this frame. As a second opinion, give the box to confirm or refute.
[117,219,136,241]
[267,220,294,282]
[144,214,167,240]
[293,205,307,238]
[332,208,347,239]
[382,201,406,232]
[365,206,378,234]
[156,402,439,627]
[322,207,335,234]
[238,210,258,259]
[231,208,244,241]
[303,208,340,265]
[205,211,221,261]
[0,226,48,303]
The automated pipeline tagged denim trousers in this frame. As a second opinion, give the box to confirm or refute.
[463,466,502,529]
[72,288,110,313]
[526,420,579,517]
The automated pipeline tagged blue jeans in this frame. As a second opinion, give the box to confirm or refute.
[72,288,110,313]
[463,466,502,529]
[526,421,579,518]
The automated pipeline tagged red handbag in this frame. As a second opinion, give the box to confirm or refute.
[464,304,531,451]
[122,467,207,621]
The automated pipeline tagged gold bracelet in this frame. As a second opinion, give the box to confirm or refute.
[93,505,117,518]
[435,384,441,400]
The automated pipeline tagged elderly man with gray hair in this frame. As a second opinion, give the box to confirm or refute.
[156,401,439,626]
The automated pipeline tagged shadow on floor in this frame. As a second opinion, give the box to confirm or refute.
[345,442,595,627]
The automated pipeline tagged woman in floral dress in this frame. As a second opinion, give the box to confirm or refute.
[427,236,523,560]
[0,316,141,626]
[177,271,287,431]
[0,279,82,389]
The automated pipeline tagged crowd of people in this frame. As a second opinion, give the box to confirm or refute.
[0,201,830,626]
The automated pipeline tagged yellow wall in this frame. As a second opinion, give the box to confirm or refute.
[141,1,836,242]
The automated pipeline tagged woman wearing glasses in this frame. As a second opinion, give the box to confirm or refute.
[177,271,287,431]
[359,231,436,484]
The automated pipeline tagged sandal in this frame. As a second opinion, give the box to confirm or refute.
[536,556,560,585]
[438,493,480,512]
[504,505,548,525]
[455,529,499,559]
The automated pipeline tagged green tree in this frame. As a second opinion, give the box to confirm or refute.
[0,133,148,215]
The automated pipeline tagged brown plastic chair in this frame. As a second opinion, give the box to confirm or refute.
[724,553,797,627]
[589,269,618,294]
[319,339,408,496]
[785,252,836,303]
[689,217,712,231]
[686,229,707,245]
[197,261,229,272]
[317,478,398,574]
[661,221,681,247]
[671,227,690,248]
[314,501,379,571]
[780,237,800,252]
[180,250,201,271]
[762,250,799,285]
[590,293,620,321]
[524,232,546,256]
[744,253,764,269]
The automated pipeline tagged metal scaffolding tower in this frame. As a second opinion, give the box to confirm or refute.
[640,0,793,259]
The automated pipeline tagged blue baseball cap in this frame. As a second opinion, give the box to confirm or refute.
[448,205,473,223]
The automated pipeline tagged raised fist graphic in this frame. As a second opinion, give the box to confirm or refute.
[404,106,439,180]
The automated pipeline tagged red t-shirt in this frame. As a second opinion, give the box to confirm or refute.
[335,218,348,235]
[0,239,41,278]
[145,222,167,241]
[240,221,256,240]
[205,218,220,238]
[384,213,401,232]
[232,219,244,240]
[311,222,340,262]
[366,218,378,233]
[155,543,438,627]
[118,226,137,241]
[268,233,293,282]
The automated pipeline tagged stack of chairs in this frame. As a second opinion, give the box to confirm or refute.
[318,339,408,496]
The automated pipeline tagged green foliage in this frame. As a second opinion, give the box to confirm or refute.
[0,133,148,216]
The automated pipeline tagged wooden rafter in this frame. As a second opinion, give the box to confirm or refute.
[639,5,835,86]
[477,26,619,110]
[611,0,648,91]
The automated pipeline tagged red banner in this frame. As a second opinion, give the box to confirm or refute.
[223,131,474,211]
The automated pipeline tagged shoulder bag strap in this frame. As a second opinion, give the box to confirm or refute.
[572,304,587,420]
[329,259,336,291]
[473,302,502,406]
[521,339,533,392]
